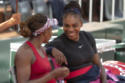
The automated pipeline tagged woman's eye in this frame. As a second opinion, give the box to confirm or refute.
[73,24,78,28]
[64,24,69,28]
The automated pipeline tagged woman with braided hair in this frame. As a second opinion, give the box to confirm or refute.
[46,1,108,83]
[15,13,69,83]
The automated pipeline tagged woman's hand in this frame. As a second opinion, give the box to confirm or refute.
[10,13,21,25]
[52,48,68,65]
[51,67,70,79]
[0,13,21,32]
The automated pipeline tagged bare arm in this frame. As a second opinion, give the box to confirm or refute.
[51,47,68,65]
[92,53,107,83]
[15,47,69,83]
[0,13,20,32]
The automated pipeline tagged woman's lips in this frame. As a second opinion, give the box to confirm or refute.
[68,32,75,36]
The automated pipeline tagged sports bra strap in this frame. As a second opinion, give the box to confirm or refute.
[26,41,40,57]
[26,41,47,57]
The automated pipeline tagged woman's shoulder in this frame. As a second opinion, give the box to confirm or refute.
[46,34,66,48]
[15,43,33,62]
[80,31,94,39]
[51,34,66,43]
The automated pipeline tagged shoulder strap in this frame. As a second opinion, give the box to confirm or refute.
[26,41,40,57]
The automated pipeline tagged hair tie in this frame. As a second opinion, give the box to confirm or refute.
[65,8,81,14]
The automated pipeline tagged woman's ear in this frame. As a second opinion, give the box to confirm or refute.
[42,30,49,38]
[41,31,46,37]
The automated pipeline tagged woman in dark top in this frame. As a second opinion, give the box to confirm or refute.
[46,1,107,83]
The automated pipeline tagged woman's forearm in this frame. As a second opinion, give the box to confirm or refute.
[0,18,16,32]
[100,64,107,83]
[17,72,55,83]
[92,54,107,83]
[28,72,54,83]
[0,13,20,32]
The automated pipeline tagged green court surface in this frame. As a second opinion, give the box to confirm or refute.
[0,37,26,83]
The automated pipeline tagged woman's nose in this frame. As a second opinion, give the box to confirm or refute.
[68,27,74,31]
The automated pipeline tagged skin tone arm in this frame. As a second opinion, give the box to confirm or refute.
[51,48,68,65]
[92,54,107,83]
[15,47,69,83]
[45,46,68,65]
[0,13,20,32]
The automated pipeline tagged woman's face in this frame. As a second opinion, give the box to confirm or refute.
[43,27,52,43]
[63,15,82,41]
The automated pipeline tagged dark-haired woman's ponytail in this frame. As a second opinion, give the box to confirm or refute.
[19,22,32,38]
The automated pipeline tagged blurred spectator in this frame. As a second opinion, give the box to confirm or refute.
[48,0,65,26]
[81,0,100,22]
[9,0,33,13]
[104,0,123,20]
[9,0,48,21]
[9,0,66,26]
[0,13,20,32]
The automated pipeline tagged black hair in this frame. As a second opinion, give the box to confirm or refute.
[63,1,83,22]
